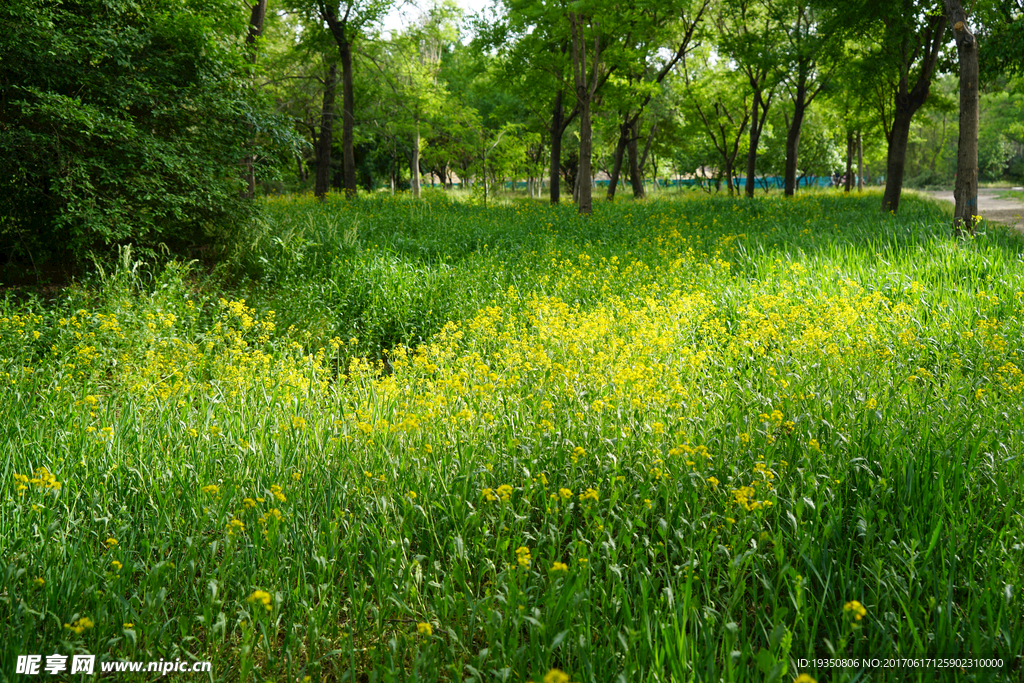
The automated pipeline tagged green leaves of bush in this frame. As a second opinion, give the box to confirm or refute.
[0,0,267,269]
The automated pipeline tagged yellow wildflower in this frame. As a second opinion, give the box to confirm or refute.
[416,622,433,636]
[248,590,272,611]
[544,669,570,683]
[844,600,867,621]
[64,617,95,634]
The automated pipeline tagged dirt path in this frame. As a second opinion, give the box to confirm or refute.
[919,188,1024,232]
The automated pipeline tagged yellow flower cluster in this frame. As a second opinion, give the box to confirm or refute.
[731,485,773,512]
[258,508,283,526]
[13,467,62,494]
[844,600,867,621]
[515,546,531,568]
[248,590,272,611]
[482,484,514,503]
[64,617,95,634]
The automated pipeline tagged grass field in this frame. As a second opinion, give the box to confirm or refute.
[2,191,1022,682]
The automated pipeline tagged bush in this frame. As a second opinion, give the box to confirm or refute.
[0,0,269,272]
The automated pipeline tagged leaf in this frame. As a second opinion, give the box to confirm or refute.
[551,629,570,649]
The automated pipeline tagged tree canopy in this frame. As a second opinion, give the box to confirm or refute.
[0,0,292,267]
[3,0,1023,268]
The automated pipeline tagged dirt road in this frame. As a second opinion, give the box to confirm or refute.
[920,188,1024,232]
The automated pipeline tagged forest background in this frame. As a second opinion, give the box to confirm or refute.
[1,0,1023,270]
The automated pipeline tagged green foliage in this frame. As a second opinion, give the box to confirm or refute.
[977,0,1024,82]
[0,0,270,269]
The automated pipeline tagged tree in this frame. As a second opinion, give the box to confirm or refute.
[679,49,751,196]
[603,0,709,201]
[876,2,946,213]
[480,0,580,204]
[241,0,269,198]
[0,0,275,268]
[364,2,460,197]
[944,0,979,235]
[771,0,842,196]
[569,9,609,214]
[976,0,1024,83]
[716,0,782,199]
[310,0,391,198]
[315,61,340,197]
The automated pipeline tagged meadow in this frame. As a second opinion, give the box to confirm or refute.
[2,190,1022,682]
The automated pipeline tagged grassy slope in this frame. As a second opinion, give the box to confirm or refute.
[1,191,1022,682]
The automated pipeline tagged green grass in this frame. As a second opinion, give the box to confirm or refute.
[2,190,1023,682]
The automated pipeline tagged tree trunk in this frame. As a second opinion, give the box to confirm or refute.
[783,94,807,196]
[606,120,629,201]
[880,13,945,213]
[944,0,979,236]
[570,12,601,215]
[628,118,644,199]
[411,124,421,198]
[857,131,863,192]
[845,130,854,192]
[549,90,564,204]
[314,63,337,200]
[339,40,357,199]
[882,109,915,212]
[241,0,267,199]
[745,93,761,199]
[639,122,656,174]
[390,144,396,195]
[577,99,592,212]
